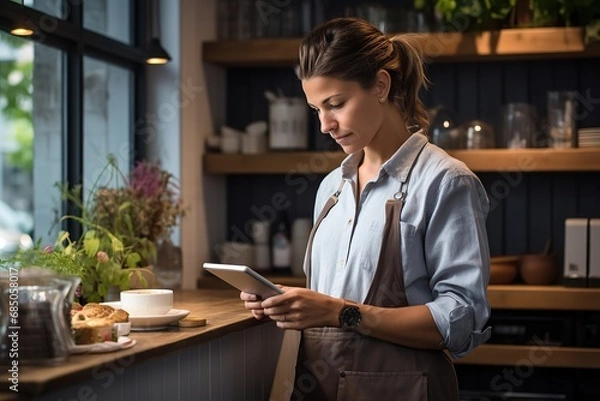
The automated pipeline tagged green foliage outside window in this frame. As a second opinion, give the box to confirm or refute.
[0,33,33,173]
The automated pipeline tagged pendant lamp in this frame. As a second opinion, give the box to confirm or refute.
[10,1,35,36]
[146,0,171,65]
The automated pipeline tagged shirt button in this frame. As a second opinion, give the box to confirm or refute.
[337,260,344,268]
[347,219,352,225]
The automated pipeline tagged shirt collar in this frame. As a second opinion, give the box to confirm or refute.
[339,131,429,183]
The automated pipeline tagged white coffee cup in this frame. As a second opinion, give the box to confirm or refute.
[120,289,173,316]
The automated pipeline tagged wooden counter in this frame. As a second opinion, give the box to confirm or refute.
[0,289,282,400]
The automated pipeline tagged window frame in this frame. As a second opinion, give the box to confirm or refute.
[0,0,150,237]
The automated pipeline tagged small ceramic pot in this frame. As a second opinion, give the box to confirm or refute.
[519,253,558,285]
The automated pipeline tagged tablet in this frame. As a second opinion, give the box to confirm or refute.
[202,263,284,299]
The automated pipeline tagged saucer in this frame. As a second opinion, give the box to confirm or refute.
[100,302,190,331]
[71,336,136,354]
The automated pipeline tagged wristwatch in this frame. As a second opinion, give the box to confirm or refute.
[339,302,362,330]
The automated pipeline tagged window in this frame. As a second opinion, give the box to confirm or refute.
[83,56,133,188]
[11,0,66,19]
[0,0,147,250]
[83,0,132,44]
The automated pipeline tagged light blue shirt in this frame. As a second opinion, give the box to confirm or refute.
[309,133,491,359]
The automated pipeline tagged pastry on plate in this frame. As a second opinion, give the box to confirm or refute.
[70,304,130,344]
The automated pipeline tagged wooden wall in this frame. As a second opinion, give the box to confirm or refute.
[224,58,600,271]
[34,323,282,401]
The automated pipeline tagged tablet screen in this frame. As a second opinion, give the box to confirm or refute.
[203,263,284,299]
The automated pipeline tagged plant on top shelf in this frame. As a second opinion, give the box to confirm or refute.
[415,0,516,31]
[1,154,185,303]
[414,0,600,41]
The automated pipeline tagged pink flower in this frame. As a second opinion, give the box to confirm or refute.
[96,251,109,264]
[43,245,54,253]
[130,162,165,198]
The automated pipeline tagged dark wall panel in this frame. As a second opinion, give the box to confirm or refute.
[503,173,528,255]
[578,174,600,218]
[528,61,554,146]
[480,173,506,256]
[552,175,580,265]
[527,174,553,253]
[477,63,504,143]
[428,64,456,110]
[503,62,529,104]
[577,58,600,128]
[456,63,478,123]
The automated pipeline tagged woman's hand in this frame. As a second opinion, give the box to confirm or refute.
[240,291,268,320]
[260,287,344,330]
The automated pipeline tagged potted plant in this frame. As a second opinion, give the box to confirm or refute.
[1,154,185,303]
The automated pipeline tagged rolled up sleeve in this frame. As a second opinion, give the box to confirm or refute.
[424,174,492,359]
[427,296,491,359]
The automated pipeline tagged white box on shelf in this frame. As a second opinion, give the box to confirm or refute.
[564,218,589,286]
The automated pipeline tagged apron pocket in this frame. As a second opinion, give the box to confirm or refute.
[337,370,428,401]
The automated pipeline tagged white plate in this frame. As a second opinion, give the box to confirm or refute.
[71,336,136,354]
[101,302,190,331]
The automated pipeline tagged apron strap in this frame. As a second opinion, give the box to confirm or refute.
[305,179,345,287]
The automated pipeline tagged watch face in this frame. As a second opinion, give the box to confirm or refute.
[340,305,361,329]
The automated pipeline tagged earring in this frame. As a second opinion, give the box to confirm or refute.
[379,98,385,103]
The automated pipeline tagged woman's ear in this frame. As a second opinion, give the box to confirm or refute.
[374,69,391,102]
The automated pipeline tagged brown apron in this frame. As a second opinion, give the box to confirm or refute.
[271,142,459,401]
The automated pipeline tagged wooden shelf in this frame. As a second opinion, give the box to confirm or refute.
[204,151,344,174]
[455,344,600,369]
[203,148,600,174]
[203,27,600,67]
[447,148,600,172]
[489,285,600,311]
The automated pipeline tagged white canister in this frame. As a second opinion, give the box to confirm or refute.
[251,220,270,245]
[269,97,308,150]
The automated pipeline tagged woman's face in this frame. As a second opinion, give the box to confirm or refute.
[302,76,384,154]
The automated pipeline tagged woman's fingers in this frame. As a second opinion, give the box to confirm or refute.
[251,309,267,320]
[240,291,259,301]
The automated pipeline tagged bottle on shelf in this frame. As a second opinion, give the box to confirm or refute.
[251,219,271,272]
[271,210,292,275]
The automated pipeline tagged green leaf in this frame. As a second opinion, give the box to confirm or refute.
[98,283,107,298]
[120,274,131,289]
[84,238,100,258]
[108,233,124,253]
[118,201,132,212]
[126,252,141,269]
[57,230,70,245]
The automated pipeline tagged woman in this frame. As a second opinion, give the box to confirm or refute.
[241,17,491,401]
